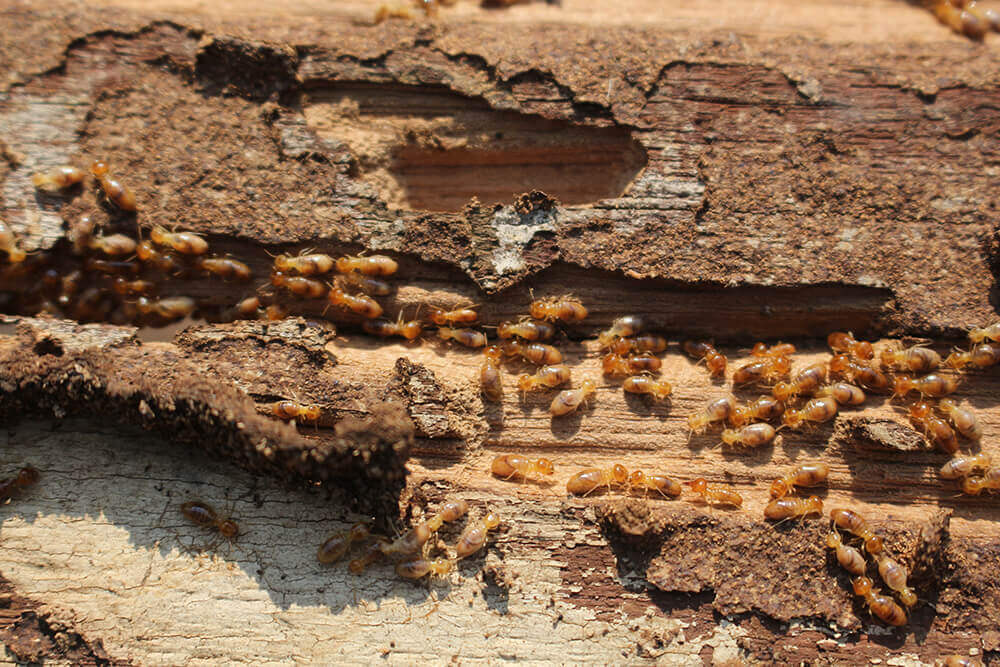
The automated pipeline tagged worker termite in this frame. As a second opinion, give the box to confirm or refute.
[396,558,455,580]
[343,272,393,296]
[815,382,866,406]
[501,340,562,365]
[349,545,383,574]
[771,362,827,402]
[945,343,1000,370]
[687,396,737,434]
[685,478,743,508]
[234,296,263,319]
[373,4,415,24]
[728,395,785,427]
[732,356,791,386]
[455,511,501,559]
[268,400,322,423]
[480,345,503,401]
[610,333,668,355]
[622,375,673,400]
[781,396,838,430]
[86,233,137,257]
[327,286,383,318]
[497,319,556,341]
[180,500,238,540]
[136,240,183,275]
[877,555,917,607]
[764,495,823,520]
[517,364,572,392]
[939,453,992,480]
[317,523,371,564]
[828,331,874,360]
[265,303,289,320]
[84,258,139,275]
[90,160,137,212]
[272,271,326,298]
[362,314,423,340]
[438,326,487,348]
[940,656,983,667]
[0,466,39,501]
[682,340,727,377]
[969,321,1000,345]
[892,373,959,399]
[136,296,196,322]
[852,575,907,626]
[196,257,252,281]
[529,296,588,322]
[149,224,207,255]
[111,277,156,297]
[825,532,867,576]
[31,165,85,192]
[751,342,796,358]
[627,470,682,498]
[549,379,597,416]
[830,508,883,554]
[909,402,961,456]
[0,219,26,263]
[427,306,478,326]
[273,251,334,275]
[960,467,1000,495]
[770,462,829,499]
[937,398,981,440]
[491,454,555,482]
[336,254,398,276]
[720,422,776,449]
[828,354,890,393]
[597,315,644,348]
[378,501,469,560]
[426,499,470,531]
[602,352,661,376]
[879,342,941,373]
[566,464,628,496]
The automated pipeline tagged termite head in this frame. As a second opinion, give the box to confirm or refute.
[90,160,110,177]
[483,511,501,530]
[892,376,914,398]
[770,479,790,499]
[804,495,823,515]
[899,587,917,607]
[720,429,739,446]
[852,575,873,597]
[536,458,555,476]
[824,531,842,549]
[218,519,239,539]
[685,478,708,494]
[772,381,795,402]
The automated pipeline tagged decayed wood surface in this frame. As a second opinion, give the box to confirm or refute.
[2,0,1000,663]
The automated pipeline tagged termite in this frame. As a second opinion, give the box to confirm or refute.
[908,401,958,454]
[610,333,668,355]
[272,272,326,298]
[136,240,183,274]
[86,233,137,257]
[879,342,941,373]
[31,165,85,192]
[455,511,501,559]
[273,251,335,275]
[362,314,423,340]
[529,296,588,322]
[517,364,572,392]
[825,531,867,576]
[502,340,562,365]
[343,272,392,296]
[566,464,628,496]
[771,362,827,402]
[597,315,644,348]
[480,345,503,401]
[602,352,662,376]
[960,467,1000,495]
[770,462,829,499]
[136,296,196,322]
[317,523,371,564]
[732,356,791,386]
[720,423,776,449]
[892,374,959,399]
[268,400,322,423]
[939,453,992,480]
[830,508,883,554]
[196,257,251,281]
[180,500,239,540]
[0,466,39,501]
[438,326,487,348]
[945,343,1000,370]
[396,558,455,579]
[815,382,866,406]
[685,478,742,508]
[937,398,981,440]
[827,331,874,360]
[327,286,383,318]
[687,396,737,434]
[626,470,682,499]
[111,277,156,297]
[427,306,478,326]
[728,395,784,427]
[751,342,796,358]
[549,380,597,416]
[90,160,137,212]
[852,575,907,626]
[764,495,823,520]
[828,354,890,392]
[335,255,398,276]
[622,375,673,400]
[877,555,917,607]
[491,455,555,482]
[149,224,207,255]
[348,545,383,574]
[969,322,1000,345]
[781,396,838,430]
[682,340,727,377]
[497,319,556,341]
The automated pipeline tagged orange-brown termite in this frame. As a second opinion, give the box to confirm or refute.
[909,401,959,454]
[830,508,883,554]
[529,296,587,323]
[771,362,827,402]
[892,374,959,399]
[32,165,85,192]
[180,500,239,540]
[136,240,183,274]
[939,453,992,480]
[566,464,628,496]
[86,233,137,257]
[764,495,823,520]
[197,257,251,282]
[685,478,742,508]
[265,303,289,320]
[273,251,335,275]
[852,575,907,626]
[497,319,556,341]
[687,396,737,434]
[877,555,917,607]
[438,326,487,348]
[946,343,1000,371]
[770,462,829,499]
[969,322,1000,345]
[732,356,791,386]
[348,545,384,574]
[720,423,776,449]
[317,523,371,564]
[90,160,137,212]
[827,331,874,360]
[342,272,392,296]
[491,455,555,482]
[549,380,597,416]
[480,345,503,401]
[427,306,478,326]
[336,254,398,276]
[781,396,838,430]
[825,531,867,576]
[136,296,196,322]
[683,340,727,377]
[268,400,322,423]
[602,352,661,376]
[0,466,39,501]
[750,342,796,358]
[597,315,644,348]
[937,398,981,440]
[362,315,423,340]
[610,333,668,355]
[517,364,572,392]
[327,286,383,318]
[727,395,785,427]
[622,375,673,400]
[626,470,682,499]
[455,511,501,559]
[880,342,941,373]
[396,558,455,580]
[960,467,1000,495]
[149,224,207,255]
[503,340,562,365]
[815,382,866,406]
[272,272,326,298]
